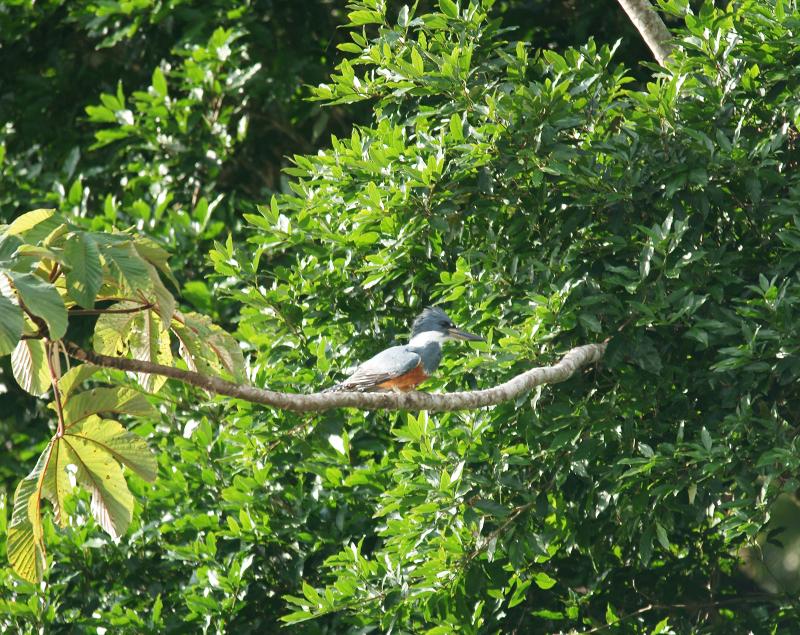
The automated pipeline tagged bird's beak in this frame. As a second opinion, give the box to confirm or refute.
[448,327,484,342]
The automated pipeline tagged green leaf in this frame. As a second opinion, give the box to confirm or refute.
[655,523,670,550]
[533,571,557,590]
[133,238,179,289]
[172,311,245,381]
[8,272,68,339]
[64,232,102,308]
[102,241,151,292]
[439,0,458,18]
[5,209,57,238]
[58,363,100,398]
[152,66,167,97]
[11,338,52,396]
[411,47,424,75]
[143,261,176,326]
[68,415,157,482]
[94,300,142,356]
[61,386,158,426]
[0,294,24,355]
[700,427,712,452]
[128,309,173,392]
[66,430,134,539]
[7,445,52,583]
[448,113,463,141]
[40,435,77,527]
[0,233,23,265]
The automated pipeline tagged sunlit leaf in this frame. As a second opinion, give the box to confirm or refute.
[7,446,52,583]
[11,338,52,396]
[5,209,59,240]
[58,363,100,398]
[0,294,24,355]
[67,432,134,539]
[68,415,157,482]
[93,300,142,356]
[101,241,151,292]
[128,309,173,392]
[172,311,245,381]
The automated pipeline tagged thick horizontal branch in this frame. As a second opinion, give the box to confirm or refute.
[64,341,607,413]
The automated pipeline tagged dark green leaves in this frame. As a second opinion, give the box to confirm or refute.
[9,272,68,340]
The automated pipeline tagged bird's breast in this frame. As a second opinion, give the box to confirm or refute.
[377,364,428,391]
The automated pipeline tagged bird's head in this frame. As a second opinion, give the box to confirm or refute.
[410,307,484,343]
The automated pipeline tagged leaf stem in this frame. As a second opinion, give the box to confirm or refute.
[45,340,67,437]
[69,302,153,316]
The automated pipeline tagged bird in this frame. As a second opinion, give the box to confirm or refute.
[324,307,483,392]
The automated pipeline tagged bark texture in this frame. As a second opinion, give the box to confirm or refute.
[65,341,607,412]
[617,0,674,66]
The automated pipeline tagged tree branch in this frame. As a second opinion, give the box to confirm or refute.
[68,302,153,316]
[64,341,607,413]
[617,0,674,66]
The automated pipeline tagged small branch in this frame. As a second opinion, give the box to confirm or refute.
[64,341,607,413]
[617,0,674,66]
[69,302,153,316]
[580,593,783,634]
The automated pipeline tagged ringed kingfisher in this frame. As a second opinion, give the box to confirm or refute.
[325,307,483,392]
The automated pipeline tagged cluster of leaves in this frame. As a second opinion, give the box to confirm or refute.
[3,0,800,633]
[222,0,800,631]
[0,209,243,584]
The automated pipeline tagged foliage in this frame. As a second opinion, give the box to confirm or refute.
[3,0,800,633]
[0,208,243,586]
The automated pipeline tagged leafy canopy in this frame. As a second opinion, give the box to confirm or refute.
[2,0,800,633]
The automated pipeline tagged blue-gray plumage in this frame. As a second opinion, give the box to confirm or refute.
[325,307,483,392]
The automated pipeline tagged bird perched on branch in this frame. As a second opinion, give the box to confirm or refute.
[324,307,483,392]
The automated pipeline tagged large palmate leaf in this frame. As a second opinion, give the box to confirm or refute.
[64,232,103,309]
[0,294,24,355]
[172,310,246,381]
[0,232,23,265]
[11,338,52,396]
[6,271,67,339]
[9,412,157,581]
[40,435,76,527]
[68,431,134,539]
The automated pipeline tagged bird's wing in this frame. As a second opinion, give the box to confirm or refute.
[336,346,421,391]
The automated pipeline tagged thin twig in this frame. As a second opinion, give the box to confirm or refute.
[69,302,153,316]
